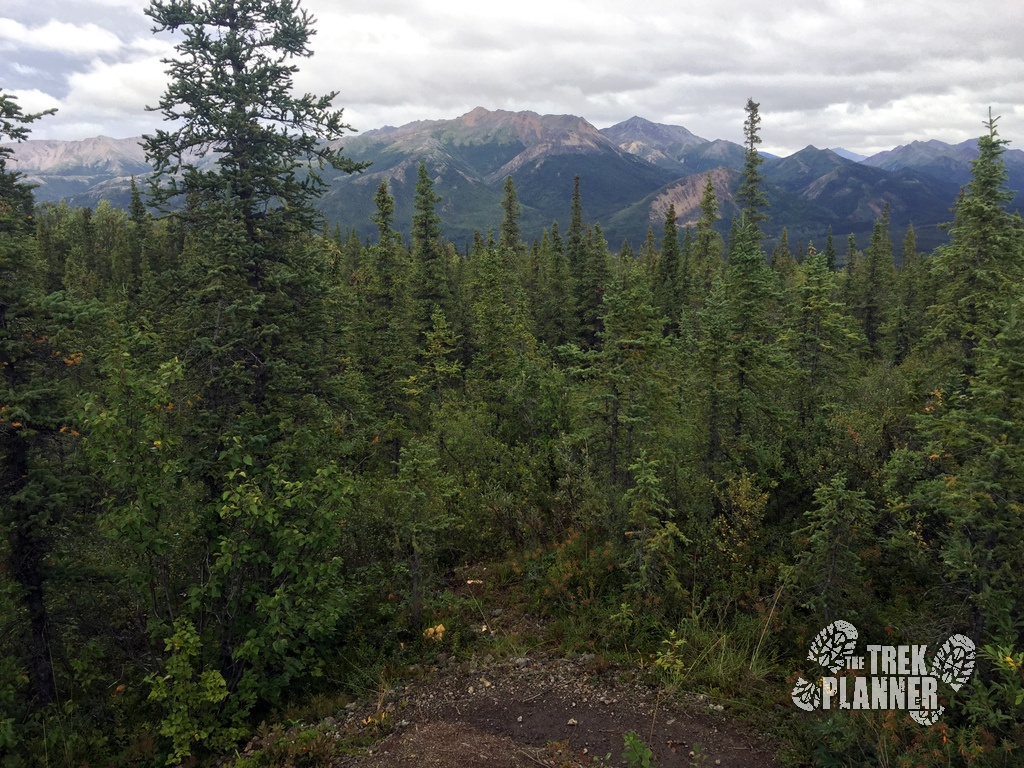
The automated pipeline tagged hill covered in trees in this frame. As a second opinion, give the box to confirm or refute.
[3,2,1024,766]
[10,107,1024,254]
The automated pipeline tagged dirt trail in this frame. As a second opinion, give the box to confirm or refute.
[339,653,780,767]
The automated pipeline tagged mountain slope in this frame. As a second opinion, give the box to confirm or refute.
[600,116,707,172]
[863,138,1024,200]
[5,107,1015,253]
[8,135,149,176]
[320,107,679,244]
[761,146,962,249]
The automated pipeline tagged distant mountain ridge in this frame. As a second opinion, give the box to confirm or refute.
[6,107,1024,252]
[9,135,148,175]
[600,116,707,171]
[829,148,868,163]
[862,137,1024,190]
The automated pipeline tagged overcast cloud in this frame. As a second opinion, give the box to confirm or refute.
[1,0,1022,156]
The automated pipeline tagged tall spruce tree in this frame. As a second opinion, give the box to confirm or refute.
[736,98,769,232]
[653,205,684,334]
[692,173,725,301]
[823,225,837,271]
[577,223,611,349]
[499,175,523,259]
[723,218,788,469]
[861,204,895,354]
[92,4,372,752]
[926,111,1024,381]
[782,248,862,432]
[884,223,928,364]
[143,0,367,240]
[411,161,450,337]
[0,90,64,710]
[911,296,1024,737]
[535,229,576,348]
[770,226,798,292]
[567,175,586,275]
[360,180,414,461]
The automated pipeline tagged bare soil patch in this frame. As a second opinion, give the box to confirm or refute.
[339,654,780,767]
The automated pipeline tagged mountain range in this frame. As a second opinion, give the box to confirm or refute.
[6,107,1024,253]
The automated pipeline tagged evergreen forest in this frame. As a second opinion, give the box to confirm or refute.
[1,2,1023,765]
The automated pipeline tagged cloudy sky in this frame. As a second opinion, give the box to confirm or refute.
[2,0,1022,156]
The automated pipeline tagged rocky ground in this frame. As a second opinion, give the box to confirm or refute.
[233,650,783,768]
[229,568,786,767]
[349,653,780,768]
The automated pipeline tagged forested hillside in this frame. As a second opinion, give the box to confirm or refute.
[2,2,1023,767]
[12,110,1024,256]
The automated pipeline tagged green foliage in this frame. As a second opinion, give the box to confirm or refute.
[214,454,353,693]
[691,174,725,299]
[781,247,863,435]
[147,618,234,764]
[499,175,523,256]
[517,531,622,621]
[534,229,577,347]
[576,223,612,349]
[926,111,1024,380]
[228,720,360,767]
[848,205,896,354]
[653,608,778,699]
[973,643,1024,728]
[8,60,1024,768]
[623,451,689,608]
[0,89,77,718]
[622,730,656,768]
[705,216,792,484]
[391,437,458,628]
[411,161,450,335]
[143,0,367,232]
[786,473,875,621]
[736,98,769,230]
[652,204,685,334]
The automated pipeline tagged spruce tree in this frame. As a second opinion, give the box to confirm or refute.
[535,230,576,348]
[770,226,798,292]
[926,111,1024,381]
[770,227,791,269]
[411,161,450,337]
[913,296,1024,729]
[126,178,150,290]
[567,175,585,274]
[499,175,523,259]
[0,90,64,709]
[640,225,658,267]
[884,223,927,364]
[624,451,688,606]
[853,204,895,354]
[790,473,874,621]
[697,277,732,476]
[692,173,725,300]
[565,258,670,490]
[736,98,769,232]
[99,4,373,744]
[721,218,790,476]
[143,0,367,240]
[577,223,610,349]
[359,180,415,461]
[372,179,398,248]
[783,248,862,431]
[823,225,837,271]
[653,205,683,334]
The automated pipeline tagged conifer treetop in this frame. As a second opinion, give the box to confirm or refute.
[143,0,368,233]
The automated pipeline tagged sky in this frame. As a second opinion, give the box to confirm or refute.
[2,0,1023,157]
